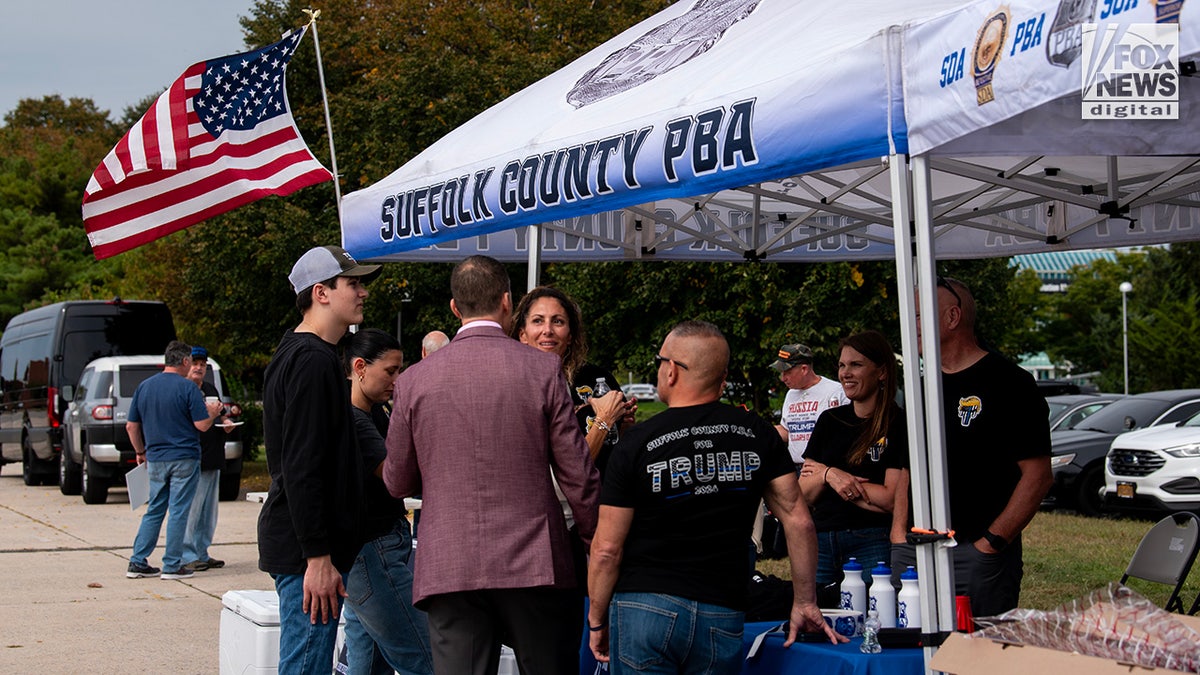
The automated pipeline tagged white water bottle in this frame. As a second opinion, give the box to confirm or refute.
[840,558,866,615]
[868,561,896,628]
[898,566,921,628]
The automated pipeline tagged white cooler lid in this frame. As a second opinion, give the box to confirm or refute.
[222,589,280,626]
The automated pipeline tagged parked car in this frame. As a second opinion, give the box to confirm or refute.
[60,355,243,504]
[1046,390,1200,516]
[621,383,658,402]
[1105,410,1200,514]
[1046,393,1125,432]
[0,299,176,486]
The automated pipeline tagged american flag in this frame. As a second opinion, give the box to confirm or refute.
[82,26,332,260]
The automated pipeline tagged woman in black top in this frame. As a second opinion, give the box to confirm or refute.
[798,330,907,585]
[341,328,433,675]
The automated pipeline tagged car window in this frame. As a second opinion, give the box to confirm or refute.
[1057,403,1108,431]
[93,371,113,399]
[1073,398,1174,433]
[118,365,163,397]
[74,368,95,402]
[1046,401,1070,420]
[1183,411,1200,428]
[1158,400,1200,425]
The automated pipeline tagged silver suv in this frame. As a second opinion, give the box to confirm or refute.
[59,355,242,504]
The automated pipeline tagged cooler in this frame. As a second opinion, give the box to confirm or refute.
[219,589,345,675]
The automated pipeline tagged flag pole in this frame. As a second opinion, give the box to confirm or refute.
[302,8,343,227]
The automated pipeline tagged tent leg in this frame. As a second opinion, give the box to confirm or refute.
[895,155,959,666]
[526,224,543,291]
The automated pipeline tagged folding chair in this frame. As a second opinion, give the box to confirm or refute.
[1120,512,1200,614]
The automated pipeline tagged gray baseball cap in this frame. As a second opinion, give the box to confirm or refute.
[289,245,381,295]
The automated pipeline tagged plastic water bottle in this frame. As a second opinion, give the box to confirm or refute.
[860,609,883,654]
[898,566,921,628]
[591,378,618,444]
[869,561,896,628]
[840,558,866,615]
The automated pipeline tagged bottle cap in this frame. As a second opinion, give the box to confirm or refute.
[843,557,863,572]
[871,562,891,575]
[901,566,919,580]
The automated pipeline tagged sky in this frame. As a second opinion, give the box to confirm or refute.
[1,0,258,121]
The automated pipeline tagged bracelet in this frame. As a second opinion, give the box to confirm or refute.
[588,621,607,632]
[823,466,831,483]
[595,419,611,432]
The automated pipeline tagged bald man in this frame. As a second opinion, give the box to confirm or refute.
[588,320,839,672]
[420,330,449,358]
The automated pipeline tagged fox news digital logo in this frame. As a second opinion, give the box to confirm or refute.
[1082,23,1179,119]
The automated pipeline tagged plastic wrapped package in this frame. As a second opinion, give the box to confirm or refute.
[970,583,1200,673]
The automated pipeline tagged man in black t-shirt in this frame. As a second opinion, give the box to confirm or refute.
[897,277,1052,617]
[587,321,839,673]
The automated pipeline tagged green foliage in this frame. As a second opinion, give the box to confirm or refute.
[1040,247,1200,392]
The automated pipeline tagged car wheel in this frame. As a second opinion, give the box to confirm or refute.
[21,436,53,486]
[21,438,38,486]
[1074,464,1107,517]
[59,446,82,495]
[81,449,109,505]
[218,472,241,502]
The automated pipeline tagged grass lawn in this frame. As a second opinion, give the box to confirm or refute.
[759,509,1200,611]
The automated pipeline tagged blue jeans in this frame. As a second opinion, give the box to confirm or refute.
[274,571,348,675]
[816,527,891,585]
[343,519,432,675]
[130,458,199,572]
[182,469,219,564]
[609,593,744,675]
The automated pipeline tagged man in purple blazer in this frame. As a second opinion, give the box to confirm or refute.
[384,255,600,675]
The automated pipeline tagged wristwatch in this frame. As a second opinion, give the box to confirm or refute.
[983,531,1008,551]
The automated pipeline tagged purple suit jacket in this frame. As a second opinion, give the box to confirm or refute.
[383,324,600,604]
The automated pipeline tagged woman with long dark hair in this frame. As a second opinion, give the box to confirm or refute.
[797,330,907,586]
[510,286,634,472]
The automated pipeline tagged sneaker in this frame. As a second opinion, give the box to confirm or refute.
[161,567,195,580]
[126,562,161,578]
[183,560,210,572]
[204,558,225,569]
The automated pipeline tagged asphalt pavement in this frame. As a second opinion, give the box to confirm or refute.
[0,463,274,673]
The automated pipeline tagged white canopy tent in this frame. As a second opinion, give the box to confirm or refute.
[341,0,1200,665]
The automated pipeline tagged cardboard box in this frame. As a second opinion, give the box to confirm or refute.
[930,613,1200,674]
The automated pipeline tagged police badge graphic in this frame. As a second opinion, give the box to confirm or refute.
[973,7,1011,105]
[566,0,763,108]
[1046,0,1097,68]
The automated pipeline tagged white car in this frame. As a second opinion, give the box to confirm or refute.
[621,383,658,402]
[1105,411,1200,514]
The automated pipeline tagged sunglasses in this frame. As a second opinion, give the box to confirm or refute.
[654,354,689,371]
[937,275,962,308]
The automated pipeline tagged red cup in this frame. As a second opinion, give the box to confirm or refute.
[955,595,975,632]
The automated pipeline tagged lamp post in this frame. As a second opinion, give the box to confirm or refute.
[1120,281,1132,395]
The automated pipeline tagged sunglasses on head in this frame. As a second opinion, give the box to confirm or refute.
[937,275,962,308]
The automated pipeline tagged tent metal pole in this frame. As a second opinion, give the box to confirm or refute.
[910,153,959,653]
[526,224,542,291]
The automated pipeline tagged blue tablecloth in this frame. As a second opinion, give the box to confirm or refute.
[740,621,925,675]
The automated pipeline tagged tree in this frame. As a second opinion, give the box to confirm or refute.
[0,96,127,323]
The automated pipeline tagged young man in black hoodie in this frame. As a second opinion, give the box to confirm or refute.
[258,245,380,674]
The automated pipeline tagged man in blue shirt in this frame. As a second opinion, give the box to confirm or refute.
[125,340,223,580]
